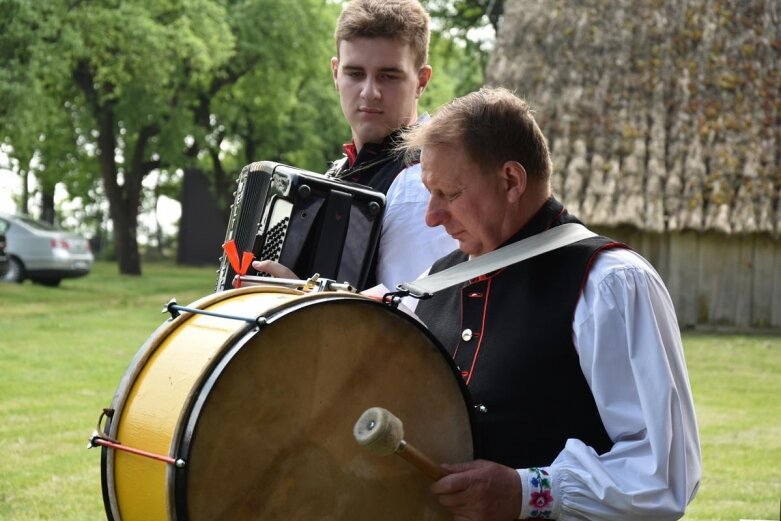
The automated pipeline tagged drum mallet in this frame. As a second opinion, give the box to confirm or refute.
[353,406,448,481]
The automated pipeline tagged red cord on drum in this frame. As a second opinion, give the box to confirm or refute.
[89,434,185,468]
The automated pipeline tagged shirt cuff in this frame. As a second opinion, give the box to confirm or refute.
[518,466,559,519]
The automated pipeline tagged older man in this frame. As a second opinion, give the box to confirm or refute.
[399,87,701,521]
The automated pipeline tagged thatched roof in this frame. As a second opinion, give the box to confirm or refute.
[487,0,781,235]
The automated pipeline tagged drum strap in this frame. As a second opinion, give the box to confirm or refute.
[396,223,596,299]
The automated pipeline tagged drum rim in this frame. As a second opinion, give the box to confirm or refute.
[170,294,479,520]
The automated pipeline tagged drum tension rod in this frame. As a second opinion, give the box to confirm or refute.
[87,408,186,468]
[88,435,186,468]
[162,298,267,327]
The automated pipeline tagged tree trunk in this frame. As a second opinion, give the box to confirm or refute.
[40,190,55,224]
[112,207,141,275]
[98,116,143,276]
[74,59,146,275]
[20,170,29,215]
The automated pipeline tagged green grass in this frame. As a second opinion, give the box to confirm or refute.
[0,261,779,520]
[0,261,215,520]
[683,333,781,520]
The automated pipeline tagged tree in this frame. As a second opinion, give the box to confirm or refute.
[425,0,504,73]
[0,0,495,275]
[1,0,237,273]
[185,0,344,220]
[0,0,345,274]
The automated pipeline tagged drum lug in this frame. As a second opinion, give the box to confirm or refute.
[162,298,180,319]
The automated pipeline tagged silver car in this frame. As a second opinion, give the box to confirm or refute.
[0,213,94,286]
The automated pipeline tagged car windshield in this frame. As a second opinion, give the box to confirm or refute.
[16,215,60,231]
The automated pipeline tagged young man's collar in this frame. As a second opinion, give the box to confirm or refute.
[342,113,429,167]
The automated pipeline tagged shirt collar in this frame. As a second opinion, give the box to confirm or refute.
[341,113,429,168]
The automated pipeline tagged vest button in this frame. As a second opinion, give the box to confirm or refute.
[461,328,473,341]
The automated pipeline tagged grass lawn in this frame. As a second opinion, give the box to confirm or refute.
[1,260,779,520]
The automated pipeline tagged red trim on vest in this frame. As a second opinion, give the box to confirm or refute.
[452,286,466,362]
[458,277,492,386]
[471,266,507,285]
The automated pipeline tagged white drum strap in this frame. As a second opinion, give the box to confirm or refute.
[397,223,596,299]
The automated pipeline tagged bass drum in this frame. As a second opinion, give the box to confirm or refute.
[101,285,476,520]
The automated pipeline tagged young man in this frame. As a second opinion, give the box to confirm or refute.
[399,88,701,520]
[254,0,456,289]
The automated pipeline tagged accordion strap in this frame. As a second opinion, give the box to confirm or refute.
[397,223,596,299]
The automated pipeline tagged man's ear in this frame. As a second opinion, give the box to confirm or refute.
[331,57,339,88]
[503,161,527,202]
[416,65,432,98]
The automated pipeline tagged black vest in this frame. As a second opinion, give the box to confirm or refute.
[416,198,620,469]
[328,130,409,195]
[327,131,412,288]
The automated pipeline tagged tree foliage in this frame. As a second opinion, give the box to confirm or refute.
[187,0,344,217]
[0,0,343,274]
[425,0,503,72]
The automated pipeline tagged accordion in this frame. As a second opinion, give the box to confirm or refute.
[215,161,386,291]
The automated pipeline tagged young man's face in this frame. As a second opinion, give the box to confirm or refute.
[332,37,431,152]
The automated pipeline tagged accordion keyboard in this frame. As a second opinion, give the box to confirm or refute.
[259,217,289,261]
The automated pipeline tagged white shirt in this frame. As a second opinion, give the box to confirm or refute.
[517,248,701,519]
[375,162,458,290]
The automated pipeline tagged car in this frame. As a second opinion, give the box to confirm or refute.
[0,212,94,286]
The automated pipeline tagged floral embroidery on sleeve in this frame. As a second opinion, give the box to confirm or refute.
[528,467,553,518]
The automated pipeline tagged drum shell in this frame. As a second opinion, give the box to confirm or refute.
[101,286,476,520]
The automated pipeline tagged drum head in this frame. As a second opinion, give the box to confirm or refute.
[177,296,473,520]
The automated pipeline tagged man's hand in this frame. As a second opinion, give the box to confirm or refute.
[431,460,521,521]
[251,260,298,279]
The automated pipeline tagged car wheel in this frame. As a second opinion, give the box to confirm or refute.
[3,257,25,283]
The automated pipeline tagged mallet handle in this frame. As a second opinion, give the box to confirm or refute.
[397,441,449,481]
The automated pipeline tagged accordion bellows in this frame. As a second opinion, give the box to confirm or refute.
[216,161,386,291]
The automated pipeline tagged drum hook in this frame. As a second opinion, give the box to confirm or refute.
[93,408,119,443]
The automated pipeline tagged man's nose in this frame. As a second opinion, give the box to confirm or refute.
[360,77,380,100]
[425,197,448,228]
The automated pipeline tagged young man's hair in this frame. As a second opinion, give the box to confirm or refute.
[335,0,430,68]
[400,87,553,184]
